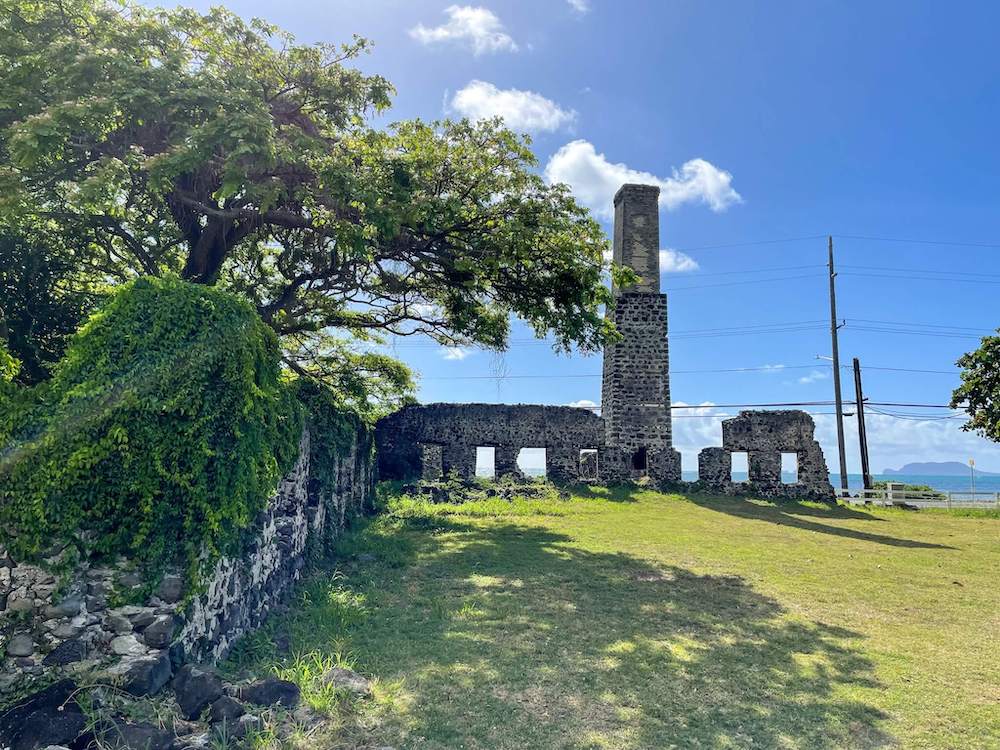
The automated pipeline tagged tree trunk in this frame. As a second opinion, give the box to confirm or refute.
[180,221,229,285]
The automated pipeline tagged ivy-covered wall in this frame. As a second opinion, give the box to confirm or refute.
[0,277,377,703]
[0,419,375,701]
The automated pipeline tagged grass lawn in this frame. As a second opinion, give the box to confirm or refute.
[226,486,1000,749]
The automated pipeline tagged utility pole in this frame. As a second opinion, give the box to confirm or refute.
[828,236,849,493]
[853,357,872,490]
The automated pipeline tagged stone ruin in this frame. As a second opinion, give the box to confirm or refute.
[0,423,377,744]
[697,410,833,501]
[376,183,834,501]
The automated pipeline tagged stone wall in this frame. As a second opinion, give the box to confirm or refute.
[0,421,375,703]
[373,184,829,496]
[376,403,632,483]
[695,410,834,500]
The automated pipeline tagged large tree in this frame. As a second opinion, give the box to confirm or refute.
[0,0,620,402]
[951,332,1000,443]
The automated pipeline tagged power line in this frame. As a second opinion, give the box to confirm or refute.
[670,410,958,421]
[846,364,957,375]
[669,233,1000,255]
[840,271,1000,286]
[845,318,992,333]
[836,233,1000,249]
[664,273,825,292]
[674,325,828,340]
[670,400,956,409]
[840,264,1000,279]
[563,401,957,413]
[865,401,956,409]
[665,264,825,277]
[388,319,834,347]
[846,325,985,340]
[671,319,827,334]
[672,235,828,253]
[669,411,847,419]
[866,406,965,421]
[419,362,959,380]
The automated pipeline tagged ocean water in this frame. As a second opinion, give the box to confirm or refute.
[506,468,1000,495]
[679,471,1000,495]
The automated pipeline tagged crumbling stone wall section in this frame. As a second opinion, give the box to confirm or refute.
[698,447,731,486]
[611,183,660,295]
[376,403,616,483]
[0,422,375,701]
[696,411,834,500]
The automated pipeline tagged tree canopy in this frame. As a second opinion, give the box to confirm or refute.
[1,0,620,405]
[0,224,102,385]
[951,332,1000,443]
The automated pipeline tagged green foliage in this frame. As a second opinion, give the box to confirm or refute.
[0,276,302,583]
[872,481,936,492]
[0,225,103,385]
[284,331,413,419]
[294,379,375,560]
[1,0,619,409]
[952,331,1000,442]
[0,340,17,384]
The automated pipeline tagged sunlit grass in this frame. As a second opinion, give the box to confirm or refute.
[223,486,1000,749]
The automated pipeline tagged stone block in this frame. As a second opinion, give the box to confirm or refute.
[418,442,443,481]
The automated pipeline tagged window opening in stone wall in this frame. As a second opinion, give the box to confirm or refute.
[631,447,648,472]
[731,451,749,482]
[579,449,599,480]
[781,452,798,484]
[475,446,496,478]
[517,448,546,478]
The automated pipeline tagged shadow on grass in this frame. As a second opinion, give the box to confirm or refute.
[237,511,895,749]
[560,483,643,503]
[687,494,957,550]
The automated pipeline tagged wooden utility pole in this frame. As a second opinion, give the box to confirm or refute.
[853,357,872,489]
[828,237,849,492]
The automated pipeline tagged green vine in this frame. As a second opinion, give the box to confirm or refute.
[294,379,374,558]
[0,276,303,585]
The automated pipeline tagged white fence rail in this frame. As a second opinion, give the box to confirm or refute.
[839,483,1000,509]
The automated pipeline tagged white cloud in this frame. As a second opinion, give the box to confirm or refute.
[441,346,472,360]
[670,401,729,470]
[567,0,590,13]
[410,302,442,319]
[798,369,829,385]
[567,399,597,409]
[812,411,1000,475]
[543,140,742,219]
[760,364,786,373]
[669,401,1000,474]
[658,248,699,273]
[450,80,576,133]
[409,6,518,55]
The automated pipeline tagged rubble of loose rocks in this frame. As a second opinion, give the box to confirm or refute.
[0,667,325,750]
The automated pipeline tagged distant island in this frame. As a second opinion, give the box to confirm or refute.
[883,461,1000,477]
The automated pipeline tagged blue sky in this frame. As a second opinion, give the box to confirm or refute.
[158,0,1000,472]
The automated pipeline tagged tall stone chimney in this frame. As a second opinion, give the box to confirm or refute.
[601,184,681,481]
[612,183,661,294]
